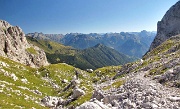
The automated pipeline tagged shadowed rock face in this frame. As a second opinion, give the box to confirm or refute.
[0,20,49,67]
[149,1,180,51]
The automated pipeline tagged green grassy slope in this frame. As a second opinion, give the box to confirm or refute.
[26,36,76,55]
[74,44,136,70]
[113,35,180,86]
[0,56,96,108]
[26,37,136,70]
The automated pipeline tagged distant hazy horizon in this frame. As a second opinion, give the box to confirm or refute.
[0,0,178,34]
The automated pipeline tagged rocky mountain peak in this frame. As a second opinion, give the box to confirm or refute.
[94,43,104,48]
[149,1,180,51]
[0,20,11,29]
[0,20,49,67]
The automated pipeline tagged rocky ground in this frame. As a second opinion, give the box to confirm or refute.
[76,35,180,109]
[76,70,180,109]
[40,35,180,109]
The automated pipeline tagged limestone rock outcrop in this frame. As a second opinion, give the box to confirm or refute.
[149,1,180,51]
[0,20,49,67]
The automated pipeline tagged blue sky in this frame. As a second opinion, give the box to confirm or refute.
[0,0,178,34]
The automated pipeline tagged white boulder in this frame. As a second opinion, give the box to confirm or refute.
[21,78,28,84]
[10,73,18,81]
[87,69,93,73]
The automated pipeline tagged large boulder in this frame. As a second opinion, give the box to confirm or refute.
[72,87,85,99]
[149,1,180,51]
[0,20,49,67]
[92,90,105,101]
[41,96,64,108]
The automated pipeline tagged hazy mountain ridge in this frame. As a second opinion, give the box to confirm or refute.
[26,37,135,70]
[27,32,64,41]
[27,30,156,58]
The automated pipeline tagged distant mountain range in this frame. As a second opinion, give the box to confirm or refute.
[26,36,135,70]
[26,30,156,58]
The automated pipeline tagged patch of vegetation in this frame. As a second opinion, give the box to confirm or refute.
[149,68,158,75]
[103,80,125,90]
[143,39,174,59]
[174,81,180,88]
[2,28,6,32]
[69,92,92,107]
[103,85,111,90]
[26,47,37,55]
[115,73,126,79]
[132,60,149,72]
[38,66,50,77]
[95,66,121,78]
[0,56,95,108]
[111,80,125,88]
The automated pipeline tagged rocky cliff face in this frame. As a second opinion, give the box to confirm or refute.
[149,1,180,51]
[0,20,49,67]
